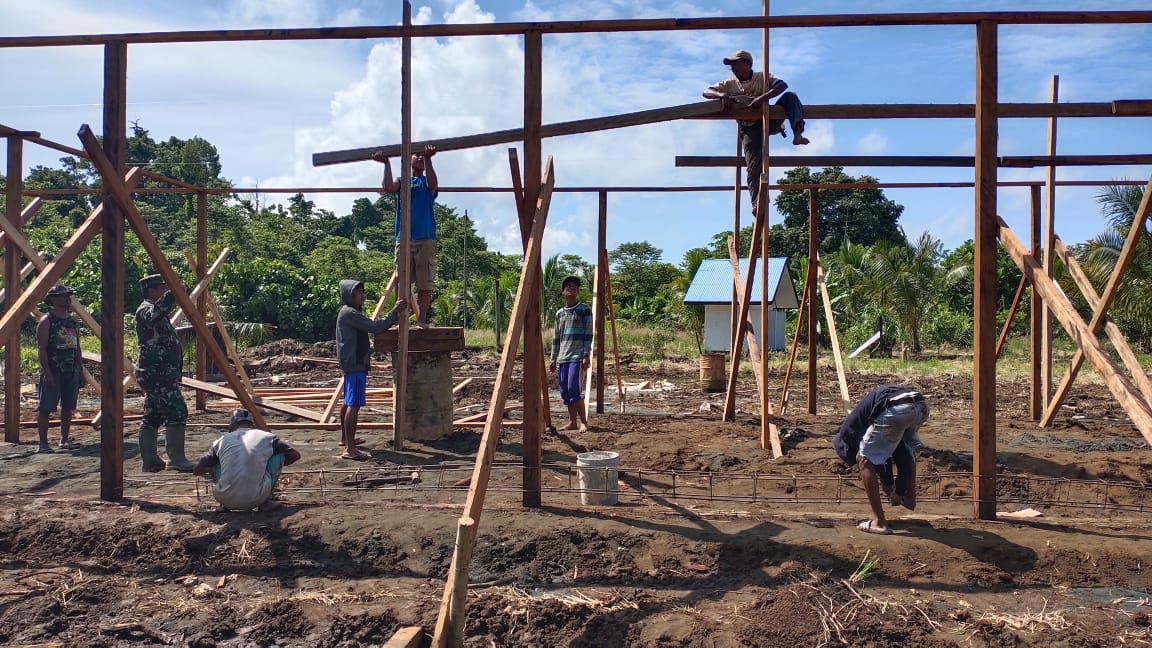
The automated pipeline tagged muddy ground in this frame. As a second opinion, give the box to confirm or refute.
[1,341,1150,647]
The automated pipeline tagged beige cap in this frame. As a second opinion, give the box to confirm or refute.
[723,50,753,65]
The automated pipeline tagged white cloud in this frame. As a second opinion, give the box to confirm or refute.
[855,130,888,156]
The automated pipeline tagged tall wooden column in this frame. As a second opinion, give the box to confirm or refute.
[195,191,208,410]
[1040,76,1059,409]
[521,29,544,507]
[972,22,999,520]
[4,137,23,443]
[1028,186,1043,420]
[807,189,818,414]
[394,0,412,451]
[759,0,772,449]
[99,41,128,501]
[594,191,607,413]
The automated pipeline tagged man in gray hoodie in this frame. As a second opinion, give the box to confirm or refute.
[336,279,407,460]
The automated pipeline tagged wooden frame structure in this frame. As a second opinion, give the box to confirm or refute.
[3,8,1152,645]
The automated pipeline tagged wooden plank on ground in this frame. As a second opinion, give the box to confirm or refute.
[181,377,323,421]
[381,626,424,648]
[998,217,1152,444]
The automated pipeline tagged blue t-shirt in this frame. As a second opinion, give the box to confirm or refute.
[395,175,437,241]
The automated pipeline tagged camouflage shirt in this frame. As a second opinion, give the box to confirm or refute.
[134,291,181,389]
[45,312,81,376]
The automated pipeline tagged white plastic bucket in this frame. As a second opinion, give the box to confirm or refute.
[576,451,620,506]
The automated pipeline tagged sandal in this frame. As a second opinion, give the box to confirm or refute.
[857,520,893,535]
[341,452,371,461]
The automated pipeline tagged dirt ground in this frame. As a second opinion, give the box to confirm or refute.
[1,342,1151,647]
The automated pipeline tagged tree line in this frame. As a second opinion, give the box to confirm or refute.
[1,127,1148,355]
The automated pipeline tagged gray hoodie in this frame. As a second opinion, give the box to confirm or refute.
[335,279,400,374]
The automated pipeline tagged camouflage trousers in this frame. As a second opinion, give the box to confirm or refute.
[141,383,188,428]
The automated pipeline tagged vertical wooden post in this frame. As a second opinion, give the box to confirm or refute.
[595,191,607,413]
[100,41,127,501]
[759,0,773,452]
[725,128,741,422]
[195,191,208,410]
[807,189,818,414]
[973,21,999,520]
[1041,76,1058,410]
[394,0,412,451]
[1028,185,1043,420]
[521,29,544,508]
[3,137,22,443]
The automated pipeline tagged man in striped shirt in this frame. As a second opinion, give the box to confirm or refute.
[549,276,593,433]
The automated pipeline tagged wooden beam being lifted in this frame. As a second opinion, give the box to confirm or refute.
[313,101,1152,167]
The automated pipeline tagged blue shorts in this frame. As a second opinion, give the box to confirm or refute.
[343,372,367,407]
[557,361,583,406]
[38,371,80,412]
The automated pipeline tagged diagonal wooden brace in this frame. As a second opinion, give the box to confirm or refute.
[78,125,266,429]
[998,216,1152,444]
[0,168,143,344]
[1038,175,1152,427]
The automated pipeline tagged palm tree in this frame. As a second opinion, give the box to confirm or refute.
[1078,183,1152,351]
[859,232,943,353]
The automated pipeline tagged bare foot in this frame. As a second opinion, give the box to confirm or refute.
[37,444,55,454]
[793,134,810,146]
[560,422,579,431]
[257,499,282,512]
[578,423,588,433]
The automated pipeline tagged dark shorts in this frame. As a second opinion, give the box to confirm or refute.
[557,361,583,406]
[344,372,367,407]
[38,371,80,412]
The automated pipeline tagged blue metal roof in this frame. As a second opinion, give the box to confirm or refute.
[683,257,796,306]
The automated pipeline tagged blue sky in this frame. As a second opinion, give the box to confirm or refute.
[2,0,1151,269]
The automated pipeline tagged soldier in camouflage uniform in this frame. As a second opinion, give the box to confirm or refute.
[135,274,194,472]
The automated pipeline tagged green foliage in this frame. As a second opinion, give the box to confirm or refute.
[771,167,908,260]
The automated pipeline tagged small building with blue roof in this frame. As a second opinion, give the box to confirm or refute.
[683,258,799,352]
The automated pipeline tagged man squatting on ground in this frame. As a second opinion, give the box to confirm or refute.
[193,408,301,512]
[135,273,195,472]
[36,284,83,453]
[373,144,438,328]
[834,384,930,535]
[703,49,809,215]
[335,279,407,461]
[549,276,593,433]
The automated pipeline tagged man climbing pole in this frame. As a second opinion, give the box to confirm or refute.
[703,49,809,214]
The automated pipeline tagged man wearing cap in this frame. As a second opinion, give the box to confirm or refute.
[372,144,439,328]
[193,408,301,512]
[704,49,810,214]
[134,273,194,472]
[335,279,407,460]
[36,285,83,453]
[833,384,930,535]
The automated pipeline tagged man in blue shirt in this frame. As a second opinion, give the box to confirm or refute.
[373,144,439,327]
[549,277,593,433]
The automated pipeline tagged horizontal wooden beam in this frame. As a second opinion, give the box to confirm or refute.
[3,12,1152,47]
[314,101,724,166]
[314,100,1152,167]
[375,327,466,353]
[692,102,1152,122]
[677,154,1152,168]
[9,178,1152,200]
